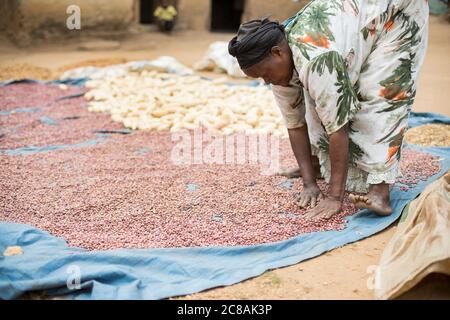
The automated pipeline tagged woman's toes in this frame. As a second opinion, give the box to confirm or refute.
[361,196,372,205]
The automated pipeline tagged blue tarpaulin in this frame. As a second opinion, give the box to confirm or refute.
[0,78,88,87]
[0,80,449,299]
[429,0,448,15]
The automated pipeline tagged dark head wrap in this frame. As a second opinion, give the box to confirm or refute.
[228,18,285,70]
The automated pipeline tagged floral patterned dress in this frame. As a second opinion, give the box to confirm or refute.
[272,0,429,192]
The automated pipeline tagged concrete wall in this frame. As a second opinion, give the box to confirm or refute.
[1,0,134,46]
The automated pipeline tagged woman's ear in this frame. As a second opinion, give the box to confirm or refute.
[270,46,283,57]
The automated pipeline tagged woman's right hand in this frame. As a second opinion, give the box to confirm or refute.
[297,182,324,208]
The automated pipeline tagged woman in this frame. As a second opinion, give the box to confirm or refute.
[228,0,428,219]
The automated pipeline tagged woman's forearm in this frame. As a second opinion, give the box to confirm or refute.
[287,125,316,186]
[328,125,349,200]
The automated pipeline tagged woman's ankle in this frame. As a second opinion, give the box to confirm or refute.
[369,183,390,201]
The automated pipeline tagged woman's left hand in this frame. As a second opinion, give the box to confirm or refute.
[303,196,342,220]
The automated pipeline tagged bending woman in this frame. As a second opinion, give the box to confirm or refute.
[228,0,428,218]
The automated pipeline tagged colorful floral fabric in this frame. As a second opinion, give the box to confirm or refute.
[272,0,429,192]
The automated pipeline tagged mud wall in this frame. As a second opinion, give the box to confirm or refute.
[177,0,211,30]
[177,0,307,30]
[0,0,307,46]
[242,0,306,22]
[0,0,134,46]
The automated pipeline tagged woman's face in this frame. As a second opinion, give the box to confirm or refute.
[243,44,294,87]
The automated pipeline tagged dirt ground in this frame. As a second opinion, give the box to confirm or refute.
[0,15,449,300]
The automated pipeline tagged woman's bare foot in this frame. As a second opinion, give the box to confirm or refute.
[304,196,342,220]
[349,183,392,216]
[277,156,322,178]
[278,167,302,178]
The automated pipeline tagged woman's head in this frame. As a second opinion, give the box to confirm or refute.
[228,18,294,86]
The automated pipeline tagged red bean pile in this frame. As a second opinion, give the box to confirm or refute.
[0,84,441,250]
[397,149,441,191]
[0,83,124,150]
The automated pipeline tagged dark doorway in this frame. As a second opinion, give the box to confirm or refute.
[211,0,245,32]
[140,0,156,24]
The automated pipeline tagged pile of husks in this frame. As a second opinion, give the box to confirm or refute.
[405,124,450,147]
